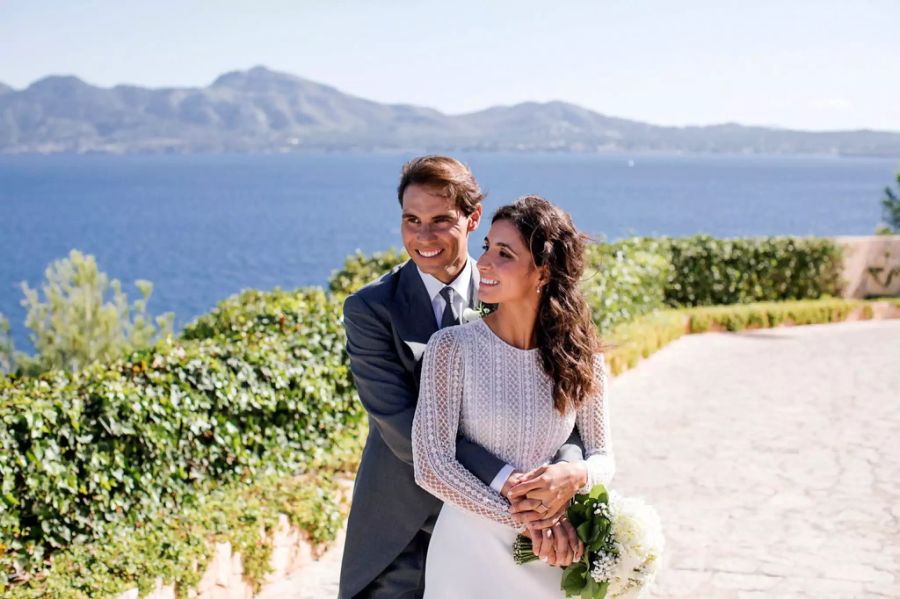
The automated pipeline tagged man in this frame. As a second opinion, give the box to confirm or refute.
[338,156,585,598]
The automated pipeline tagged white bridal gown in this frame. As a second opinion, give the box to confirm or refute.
[412,319,615,599]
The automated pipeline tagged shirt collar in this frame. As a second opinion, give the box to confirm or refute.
[417,258,472,304]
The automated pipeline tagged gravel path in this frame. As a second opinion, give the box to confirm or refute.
[261,320,900,598]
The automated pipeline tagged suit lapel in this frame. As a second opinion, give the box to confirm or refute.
[391,261,438,363]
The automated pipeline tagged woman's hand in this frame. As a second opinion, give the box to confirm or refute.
[508,462,587,529]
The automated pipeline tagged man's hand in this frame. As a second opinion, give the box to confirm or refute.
[550,517,584,566]
[525,518,583,567]
[500,470,526,499]
[508,462,587,529]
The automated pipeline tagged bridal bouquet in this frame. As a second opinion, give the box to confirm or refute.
[513,485,663,598]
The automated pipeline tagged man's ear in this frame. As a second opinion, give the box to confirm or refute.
[466,204,483,233]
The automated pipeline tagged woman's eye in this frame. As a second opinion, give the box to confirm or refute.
[481,243,489,251]
[500,251,511,259]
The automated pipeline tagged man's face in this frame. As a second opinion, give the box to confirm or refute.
[401,184,481,284]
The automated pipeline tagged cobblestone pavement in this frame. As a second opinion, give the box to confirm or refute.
[262,320,900,598]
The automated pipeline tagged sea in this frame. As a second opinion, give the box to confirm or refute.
[1,152,897,350]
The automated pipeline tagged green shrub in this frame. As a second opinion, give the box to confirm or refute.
[881,172,900,233]
[6,471,345,598]
[328,248,409,300]
[685,298,871,333]
[605,310,687,375]
[663,236,843,307]
[0,315,13,375]
[582,238,671,334]
[15,250,173,376]
[0,288,361,580]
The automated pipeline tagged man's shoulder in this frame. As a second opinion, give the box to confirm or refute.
[344,260,408,309]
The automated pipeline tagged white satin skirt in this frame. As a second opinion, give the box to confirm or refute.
[424,503,563,598]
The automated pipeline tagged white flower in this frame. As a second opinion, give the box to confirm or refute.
[461,308,483,324]
[589,550,619,583]
[605,492,664,598]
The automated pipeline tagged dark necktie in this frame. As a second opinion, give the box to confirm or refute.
[439,287,459,328]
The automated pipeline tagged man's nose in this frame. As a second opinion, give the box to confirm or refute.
[417,223,438,239]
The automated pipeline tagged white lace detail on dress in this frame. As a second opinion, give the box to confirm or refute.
[412,319,614,528]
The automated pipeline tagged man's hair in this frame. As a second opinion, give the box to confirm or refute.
[397,155,485,216]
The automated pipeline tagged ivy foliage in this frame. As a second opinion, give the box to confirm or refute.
[0,288,362,582]
[6,471,346,599]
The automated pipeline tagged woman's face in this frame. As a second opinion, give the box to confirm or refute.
[476,219,546,305]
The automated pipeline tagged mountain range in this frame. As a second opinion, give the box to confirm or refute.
[1,66,898,156]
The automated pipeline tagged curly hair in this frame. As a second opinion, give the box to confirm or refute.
[492,195,600,413]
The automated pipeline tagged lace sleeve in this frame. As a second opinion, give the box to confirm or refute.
[412,328,519,528]
[575,353,616,493]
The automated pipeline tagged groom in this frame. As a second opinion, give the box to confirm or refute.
[338,156,584,598]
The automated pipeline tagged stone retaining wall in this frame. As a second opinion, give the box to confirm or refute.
[837,235,900,298]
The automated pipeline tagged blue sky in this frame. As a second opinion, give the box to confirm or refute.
[1,0,898,131]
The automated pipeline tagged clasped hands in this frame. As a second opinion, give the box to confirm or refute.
[501,462,587,567]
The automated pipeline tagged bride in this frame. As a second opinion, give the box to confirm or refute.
[412,195,615,598]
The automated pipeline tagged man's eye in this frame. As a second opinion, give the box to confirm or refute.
[500,251,511,259]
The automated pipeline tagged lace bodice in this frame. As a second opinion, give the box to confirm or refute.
[412,318,614,528]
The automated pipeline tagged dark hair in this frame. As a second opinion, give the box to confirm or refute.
[492,195,600,413]
[397,155,485,216]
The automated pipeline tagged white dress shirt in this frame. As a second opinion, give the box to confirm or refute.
[416,259,515,493]
[416,259,473,328]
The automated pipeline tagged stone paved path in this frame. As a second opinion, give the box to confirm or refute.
[261,320,900,598]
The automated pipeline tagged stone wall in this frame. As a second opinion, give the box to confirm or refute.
[836,236,900,298]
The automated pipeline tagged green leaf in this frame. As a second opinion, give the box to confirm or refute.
[561,562,588,596]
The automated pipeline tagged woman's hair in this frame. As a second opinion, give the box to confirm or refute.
[397,155,485,216]
[492,195,600,413]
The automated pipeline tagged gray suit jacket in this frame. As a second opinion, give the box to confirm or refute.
[338,259,583,598]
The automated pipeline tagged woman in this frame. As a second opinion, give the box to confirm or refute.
[412,195,615,597]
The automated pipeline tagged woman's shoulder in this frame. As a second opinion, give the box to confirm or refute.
[426,320,484,352]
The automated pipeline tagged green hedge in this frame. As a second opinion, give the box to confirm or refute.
[0,288,362,580]
[663,236,843,307]
[685,298,870,333]
[604,298,878,376]
[327,236,845,333]
[582,238,671,333]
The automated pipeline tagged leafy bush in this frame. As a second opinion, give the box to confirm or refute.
[685,298,871,333]
[0,315,13,375]
[328,248,409,300]
[603,298,878,375]
[604,310,687,375]
[663,236,843,307]
[15,250,173,376]
[582,238,671,334]
[881,172,900,233]
[6,471,346,598]
[0,288,361,580]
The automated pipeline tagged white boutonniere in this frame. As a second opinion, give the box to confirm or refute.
[461,307,484,324]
